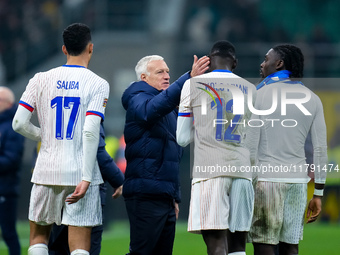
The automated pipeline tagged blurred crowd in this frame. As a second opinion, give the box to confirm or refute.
[0,0,339,83]
[0,0,63,81]
[184,0,335,45]
[0,0,148,82]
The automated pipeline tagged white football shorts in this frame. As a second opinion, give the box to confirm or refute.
[229,178,254,232]
[29,184,102,227]
[188,177,254,233]
[249,181,307,245]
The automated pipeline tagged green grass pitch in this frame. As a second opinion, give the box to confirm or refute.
[1,221,340,254]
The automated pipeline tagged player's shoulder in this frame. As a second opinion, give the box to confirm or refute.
[229,72,255,88]
[189,71,255,89]
[255,83,276,99]
[188,72,211,83]
[27,67,60,84]
[32,66,60,78]
[184,73,210,88]
[189,71,227,83]
[307,87,323,105]
[183,72,214,90]
[298,85,324,114]
[81,68,108,84]
[57,66,109,84]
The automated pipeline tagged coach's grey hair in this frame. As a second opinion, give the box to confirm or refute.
[135,55,164,81]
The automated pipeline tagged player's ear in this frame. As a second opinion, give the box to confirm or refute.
[232,58,238,70]
[276,59,284,70]
[89,43,94,54]
[62,45,68,55]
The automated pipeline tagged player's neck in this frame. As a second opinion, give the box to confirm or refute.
[65,56,89,68]
[213,65,232,72]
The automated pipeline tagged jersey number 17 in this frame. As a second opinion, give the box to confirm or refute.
[51,96,80,140]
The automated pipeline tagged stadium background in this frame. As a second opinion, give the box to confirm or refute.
[1,0,340,254]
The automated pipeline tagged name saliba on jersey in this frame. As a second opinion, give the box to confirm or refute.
[57,80,79,90]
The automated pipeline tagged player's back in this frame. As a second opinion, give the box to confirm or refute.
[254,81,326,182]
[186,71,256,179]
[21,65,109,185]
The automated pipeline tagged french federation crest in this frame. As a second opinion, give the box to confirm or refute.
[103,98,108,107]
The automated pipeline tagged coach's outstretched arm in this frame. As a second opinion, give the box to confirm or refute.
[122,56,209,123]
[176,56,211,147]
[12,105,41,141]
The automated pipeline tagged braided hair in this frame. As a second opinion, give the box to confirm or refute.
[273,44,304,79]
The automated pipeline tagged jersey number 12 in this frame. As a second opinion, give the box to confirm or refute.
[211,98,242,143]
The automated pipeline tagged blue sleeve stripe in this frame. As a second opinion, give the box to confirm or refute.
[178,112,192,117]
[86,111,105,120]
[19,100,34,112]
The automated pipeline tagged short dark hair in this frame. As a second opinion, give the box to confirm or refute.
[209,40,236,59]
[62,23,92,56]
[273,44,304,78]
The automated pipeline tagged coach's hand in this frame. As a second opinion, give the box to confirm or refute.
[306,196,322,223]
[66,180,90,204]
[190,55,210,77]
[175,202,179,220]
[112,185,123,199]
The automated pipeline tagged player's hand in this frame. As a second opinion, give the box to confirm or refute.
[175,202,179,220]
[65,180,90,204]
[306,196,322,224]
[190,55,210,77]
[112,185,123,199]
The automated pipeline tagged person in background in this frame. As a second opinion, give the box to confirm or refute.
[0,86,25,255]
[115,135,127,174]
[104,134,126,174]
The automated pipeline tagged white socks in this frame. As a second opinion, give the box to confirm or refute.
[28,244,89,255]
[71,249,90,255]
[229,252,246,255]
[28,244,48,255]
